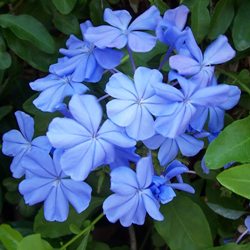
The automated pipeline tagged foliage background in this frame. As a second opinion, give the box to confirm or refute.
[0,0,250,249]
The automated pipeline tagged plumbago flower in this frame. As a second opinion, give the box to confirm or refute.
[170,28,235,86]
[47,94,136,181]
[103,156,164,227]
[50,20,123,83]
[85,6,160,52]
[153,74,240,138]
[105,67,167,141]
[19,149,91,222]
[30,73,88,112]
[2,111,51,178]
[156,5,189,48]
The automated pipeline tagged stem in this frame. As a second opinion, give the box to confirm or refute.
[158,46,173,70]
[129,225,137,250]
[127,46,136,72]
[109,68,120,74]
[98,94,109,102]
[217,67,250,96]
[186,170,197,175]
[60,213,104,250]
[236,229,249,244]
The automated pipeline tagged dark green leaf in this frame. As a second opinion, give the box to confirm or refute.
[0,105,12,120]
[0,224,23,250]
[190,0,211,43]
[217,164,250,199]
[205,115,250,169]
[3,30,56,72]
[89,0,110,25]
[155,196,213,250]
[232,0,250,51]
[206,243,250,250]
[208,0,234,40]
[0,51,11,70]
[0,14,55,53]
[52,0,77,15]
[87,241,110,250]
[53,12,80,35]
[34,197,103,238]
[17,234,53,250]
[77,232,90,250]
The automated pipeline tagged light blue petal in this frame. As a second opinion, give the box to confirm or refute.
[32,136,52,152]
[104,8,131,29]
[10,150,28,178]
[158,186,176,204]
[44,185,69,222]
[158,138,178,166]
[69,95,102,133]
[136,156,153,189]
[132,195,146,225]
[128,31,156,52]
[61,179,92,213]
[218,85,241,110]
[143,134,165,150]
[189,107,208,132]
[208,107,225,133]
[168,183,195,194]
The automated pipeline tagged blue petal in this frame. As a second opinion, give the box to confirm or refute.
[218,85,241,110]
[105,72,136,100]
[129,6,160,31]
[44,185,69,222]
[189,107,209,132]
[10,150,28,178]
[85,26,127,49]
[79,20,93,36]
[19,177,53,205]
[158,186,176,204]
[168,183,195,194]
[98,119,136,147]
[142,189,164,221]
[158,138,179,166]
[126,106,155,140]
[69,95,102,133]
[245,216,250,232]
[203,35,235,65]
[32,136,52,152]
[176,134,204,156]
[136,156,154,189]
[104,8,131,30]
[143,134,165,150]
[208,107,225,133]
[128,31,156,52]
[93,48,123,69]
[15,111,34,142]
[132,195,146,225]
[47,117,90,149]
[61,179,92,213]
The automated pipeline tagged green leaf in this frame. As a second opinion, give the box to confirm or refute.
[208,0,234,40]
[89,0,110,25]
[52,0,77,15]
[155,196,213,250]
[87,241,110,250]
[0,14,55,53]
[206,202,246,220]
[205,115,250,169]
[232,0,250,51]
[190,0,211,43]
[206,243,250,250]
[217,164,250,199]
[149,0,169,13]
[17,234,52,250]
[3,30,56,72]
[0,51,11,70]
[77,233,90,250]
[34,197,103,238]
[0,224,23,250]
[0,105,12,120]
[52,12,80,35]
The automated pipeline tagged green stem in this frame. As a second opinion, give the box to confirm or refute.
[60,213,104,250]
[217,68,250,96]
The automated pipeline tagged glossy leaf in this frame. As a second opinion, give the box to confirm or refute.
[155,196,213,250]
[208,0,234,40]
[0,14,55,53]
[205,115,250,169]
[232,0,250,51]
[217,164,250,199]
[0,224,23,250]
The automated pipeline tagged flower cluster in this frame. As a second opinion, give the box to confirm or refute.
[2,5,240,227]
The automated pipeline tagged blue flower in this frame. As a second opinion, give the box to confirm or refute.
[144,133,204,166]
[103,155,163,227]
[105,67,167,140]
[151,160,195,204]
[49,21,123,83]
[19,149,92,222]
[110,146,140,170]
[153,74,240,138]
[47,94,136,181]
[2,111,51,178]
[85,6,160,52]
[30,74,88,112]
[170,29,236,86]
[156,5,189,48]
